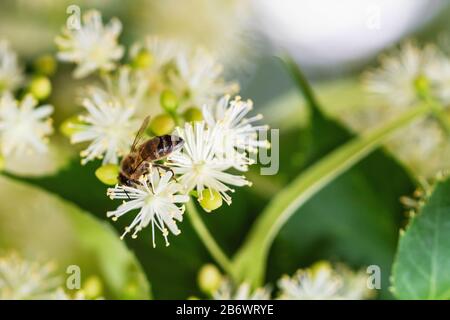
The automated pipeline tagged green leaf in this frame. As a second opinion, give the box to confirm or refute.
[0,175,150,299]
[392,178,450,300]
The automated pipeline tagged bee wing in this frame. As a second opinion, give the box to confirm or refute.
[130,116,150,152]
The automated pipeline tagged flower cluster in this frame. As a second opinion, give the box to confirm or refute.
[0,40,54,170]
[55,10,124,78]
[56,9,270,246]
[277,261,372,300]
[337,39,450,177]
[0,252,102,300]
[202,261,371,300]
[0,252,60,300]
[213,281,271,300]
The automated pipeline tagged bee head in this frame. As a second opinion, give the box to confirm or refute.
[118,172,133,186]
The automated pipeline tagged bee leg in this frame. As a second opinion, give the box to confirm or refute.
[152,164,177,181]
[131,162,151,181]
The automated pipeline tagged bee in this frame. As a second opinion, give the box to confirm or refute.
[118,116,184,186]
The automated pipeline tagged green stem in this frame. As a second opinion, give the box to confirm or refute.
[231,103,431,286]
[186,200,234,277]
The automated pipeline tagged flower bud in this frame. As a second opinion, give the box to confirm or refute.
[34,54,57,76]
[197,264,222,294]
[59,115,84,137]
[414,74,430,99]
[82,276,103,299]
[198,189,223,212]
[150,114,176,136]
[160,89,179,113]
[132,50,153,69]
[29,76,52,100]
[122,282,140,300]
[95,164,120,185]
[183,107,203,122]
[310,260,332,276]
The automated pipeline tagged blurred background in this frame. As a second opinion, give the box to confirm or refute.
[0,0,449,299]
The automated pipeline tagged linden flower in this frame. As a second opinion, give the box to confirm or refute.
[0,40,24,92]
[387,118,448,177]
[427,51,450,106]
[107,170,189,248]
[102,65,149,110]
[168,121,251,205]
[277,261,371,300]
[0,92,53,156]
[70,89,139,165]
[171,48,239,109]
[55,10,124,78]
[213,281,270,300]
[363,41,441,108]
[0,252,61,300]
[202,95,270,171]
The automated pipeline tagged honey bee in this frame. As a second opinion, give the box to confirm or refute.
[118,116,184,186]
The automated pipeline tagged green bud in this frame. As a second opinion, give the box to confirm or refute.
[198,189,223,213]
[414,74,430,99]
[60,115,84,137]
[198,264,222,294]
[150,114,176,136]
[310,260,332,277]
[122,282,140,300]
[95,164,120,185]
[183,107,203,122]
[160,89,179,113]
[34,54,57,76]
[29,76,51,100]
[132,50,153,69]
[82,276,103,299]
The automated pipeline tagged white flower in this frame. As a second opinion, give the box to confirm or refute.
[131,36,180,72]
[0,92,53,157]
[277,262,371,300]
[202,95,270,171]
[168,121,250,205]
[0,252,62,300]
[171,48,239,108]
[427,51,450,106]
[213,281,270,300]
[107,170,189,247]
[363,41,440,108]
[55,10,124,78]
[70,89,139,165]
[102,65,149,110]
[387,118,448,177]
[0,40,24,92]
